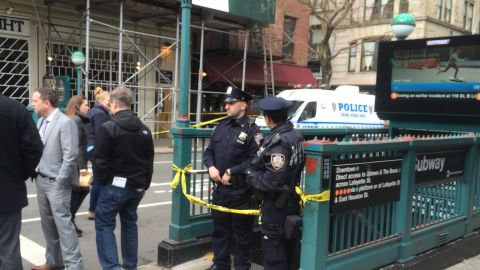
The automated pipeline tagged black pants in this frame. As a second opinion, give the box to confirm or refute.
[211,210,254,270]
[261,199,300,270]
[70,187,90,221]
[0,211,22,270]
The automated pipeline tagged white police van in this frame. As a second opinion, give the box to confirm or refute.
[255,85,385,129]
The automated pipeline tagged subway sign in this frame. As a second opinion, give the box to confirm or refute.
[415,150,465,185]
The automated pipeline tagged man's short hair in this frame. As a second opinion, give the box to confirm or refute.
[35,87,59,108]
[110,86,132,108]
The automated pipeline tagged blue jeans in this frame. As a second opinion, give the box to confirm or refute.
[95,185,143,270]
[89,162,102,212]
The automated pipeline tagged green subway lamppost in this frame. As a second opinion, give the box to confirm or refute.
[391,13,416,40]
[71,51,86,96]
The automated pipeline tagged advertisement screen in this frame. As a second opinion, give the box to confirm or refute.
[375,35,480,123]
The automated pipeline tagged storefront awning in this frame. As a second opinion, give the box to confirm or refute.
[204,57,318,89]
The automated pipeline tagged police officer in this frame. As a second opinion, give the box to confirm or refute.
[246,97,305,270]
[204,86,263,270]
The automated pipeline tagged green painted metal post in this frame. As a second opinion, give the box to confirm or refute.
[460,139,479,234]
[395,146,416,262]
[169,0,193,242]
[300,146,330,270]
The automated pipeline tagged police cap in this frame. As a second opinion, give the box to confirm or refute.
[224,86,253,103]
[257,97,293,112]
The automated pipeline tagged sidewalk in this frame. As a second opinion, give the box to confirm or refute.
[138,253,262,270]
[137,252,480,270]
[445,254,480,270]
[154,138,174,154]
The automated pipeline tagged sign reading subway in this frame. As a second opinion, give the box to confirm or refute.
[415,150,465,185]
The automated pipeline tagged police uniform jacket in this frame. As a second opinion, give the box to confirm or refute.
[204,115,262,207]
[246,121,305,194]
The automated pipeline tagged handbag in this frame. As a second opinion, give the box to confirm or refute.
[79,172,93,188]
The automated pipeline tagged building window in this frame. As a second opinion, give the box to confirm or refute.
[0,37,29,105]
[351,0,361,23]
[435,0,442,20]
[309,27,322,61]
[399,0,409,13]
[348,44,357,72]
[361,40,378,72]
[444,0,452,23]
[364,0,394,21]
[282,16,297,59]
[47,44,138,109]
[464,1,474,31]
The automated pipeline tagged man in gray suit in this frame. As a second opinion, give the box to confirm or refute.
[31,87,84,270]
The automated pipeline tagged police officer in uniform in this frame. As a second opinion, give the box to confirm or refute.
[204,86,263,270]
[246,97,305,270]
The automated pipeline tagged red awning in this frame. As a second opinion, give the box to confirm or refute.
[204,57,318,88]
[273,63,319,88]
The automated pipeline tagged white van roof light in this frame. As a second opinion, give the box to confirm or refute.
[335,85,360,94]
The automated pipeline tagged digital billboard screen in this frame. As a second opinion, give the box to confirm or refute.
[375,35,480,123]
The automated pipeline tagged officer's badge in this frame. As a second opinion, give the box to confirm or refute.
[238,132,248,141]
[270,153,285,171]
[254,132,264,146]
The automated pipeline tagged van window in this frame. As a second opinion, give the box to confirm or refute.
[288,101,303,119]
[298,102,317,121]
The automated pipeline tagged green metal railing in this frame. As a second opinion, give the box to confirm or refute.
[168,127,389,241]
[300,133,480,270]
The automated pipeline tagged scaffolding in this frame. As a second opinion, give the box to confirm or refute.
[12,0,273,133]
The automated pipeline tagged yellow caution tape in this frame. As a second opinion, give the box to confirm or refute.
[171,165,330,216]
[171,164,260,215]
[171,164,192,189]
[152,115,228,135]
[295,186,330,205]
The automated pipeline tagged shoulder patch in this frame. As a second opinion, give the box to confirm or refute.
[270,153,285,171]
[254,132,264,146]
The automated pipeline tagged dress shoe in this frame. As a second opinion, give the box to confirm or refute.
[31,264,64,270]
[87,211,95,220]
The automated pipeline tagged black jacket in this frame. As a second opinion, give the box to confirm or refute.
[94,110,154,190]
[72,113,89,170]
[0,96,43,213]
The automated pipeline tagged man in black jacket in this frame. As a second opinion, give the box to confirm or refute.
[94,87,154,270]
[0,95,43,270]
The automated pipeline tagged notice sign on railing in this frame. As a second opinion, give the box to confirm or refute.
[331,157,402,213]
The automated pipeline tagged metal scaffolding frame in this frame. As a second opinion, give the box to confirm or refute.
[42,0,253,127]
[84,0,255,127]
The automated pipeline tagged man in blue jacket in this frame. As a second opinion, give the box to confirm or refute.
[0,95,43,270]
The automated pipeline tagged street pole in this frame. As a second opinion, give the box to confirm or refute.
[76,66,82,95]
[169,0,193,242]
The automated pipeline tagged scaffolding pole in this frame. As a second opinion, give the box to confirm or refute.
[85,0,90,100]
[195,20,205,124]
[173,14,180,125]
[118,0,124,85]
[241,29,248,90]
